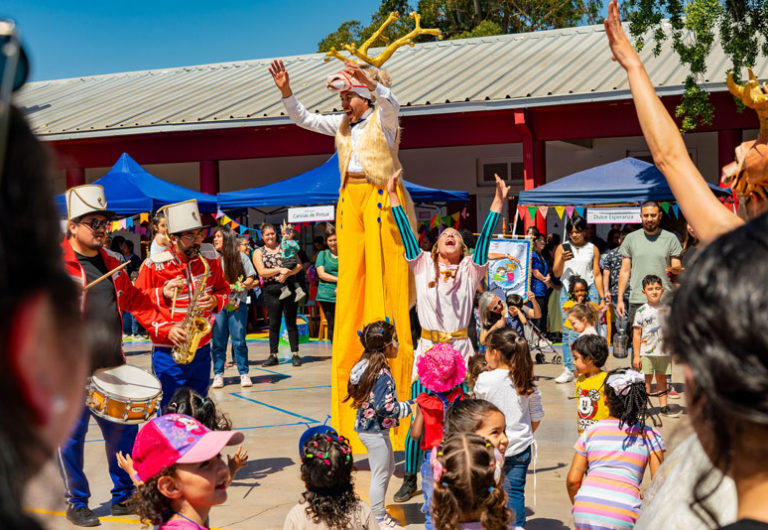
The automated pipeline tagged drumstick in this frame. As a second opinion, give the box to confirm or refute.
[171,286,179,318]
[84,261,132,290]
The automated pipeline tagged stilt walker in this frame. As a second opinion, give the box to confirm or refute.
[267,12,441,452]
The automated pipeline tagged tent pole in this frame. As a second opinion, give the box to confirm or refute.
[511,208,519,237]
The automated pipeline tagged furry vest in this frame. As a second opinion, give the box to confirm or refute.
[335,108,401,187]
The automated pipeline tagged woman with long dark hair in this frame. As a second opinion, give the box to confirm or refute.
[254,223,303,367]
[552,215,605,384]
[314,225,338,342]
[211,226,257,388]
[149,209,169,256]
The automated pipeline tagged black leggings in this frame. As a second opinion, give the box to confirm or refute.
[319,301,336,343]
[263,282,299,353]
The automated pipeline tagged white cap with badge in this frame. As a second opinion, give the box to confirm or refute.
[66,184,115,221]
[164,199,206,235]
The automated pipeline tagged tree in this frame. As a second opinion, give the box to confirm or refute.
[318,0,603,52]
[622,0,768,131]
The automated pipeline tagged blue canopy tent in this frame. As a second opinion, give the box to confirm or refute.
[56,153,218,216]
[518,157,731,205]
[217,154,468,209]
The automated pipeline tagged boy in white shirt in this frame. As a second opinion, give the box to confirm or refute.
[633,274,678,417]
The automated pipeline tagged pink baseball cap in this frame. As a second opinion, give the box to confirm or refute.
[132,413,244,482]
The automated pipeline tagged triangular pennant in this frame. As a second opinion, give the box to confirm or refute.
[565,206,575,218]
[451,212,460,221]
[574,206,585,218]
[430,214,439,229]
[239,225,248,235]
[443,215,452,226]
[461,207,468,219]
[554,206,565,219]
[527,206,538,222]
[539,206,549,219]
[660,202,671,214]
[139,213,149,224]
[516,206,529,223]
[672,204,680,218]
[215,209,224,220]
[255,228,262,240]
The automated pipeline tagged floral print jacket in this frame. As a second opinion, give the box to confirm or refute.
[352,362,413,433]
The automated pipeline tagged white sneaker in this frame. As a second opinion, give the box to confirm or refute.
[294,287,306,302]
[376,514,404,529]
[279,286,291,300]
[240,374,253,387]
[211,374,224,389]
[554,367,575,384]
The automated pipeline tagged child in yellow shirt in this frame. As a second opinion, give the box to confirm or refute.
[572,334,610,433]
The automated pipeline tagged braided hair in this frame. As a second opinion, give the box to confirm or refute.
[604,368,657,430]
[428,229,469,290]
[432,433,512,530]
[300,433,357,529]
[344,320,396,408]
[162,388,232,431]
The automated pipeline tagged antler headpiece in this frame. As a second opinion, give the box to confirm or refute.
[722,68,768,200]
[324,12,442,68]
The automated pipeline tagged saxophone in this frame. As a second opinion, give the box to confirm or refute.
[172,252,212,364]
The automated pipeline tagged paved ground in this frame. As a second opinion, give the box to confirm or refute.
[25,336,692,529]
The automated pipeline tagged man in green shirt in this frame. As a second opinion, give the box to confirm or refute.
[616,201,682,338]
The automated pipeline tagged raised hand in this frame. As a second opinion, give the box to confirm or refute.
[490,173,510,213]
[343,60,376,90]
[604,0,642,71]
[387,169,403,208]
[268,59,292,97]
[227,445,249,482]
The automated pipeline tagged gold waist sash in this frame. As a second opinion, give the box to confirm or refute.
[421,328,469,343]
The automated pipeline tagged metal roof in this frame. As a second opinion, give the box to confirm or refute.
[16,22,768,140]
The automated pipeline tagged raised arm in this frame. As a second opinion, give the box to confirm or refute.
[388,170,421,260]
[604,0,742,242]
[473,174,509,266]
[268,59,341,136]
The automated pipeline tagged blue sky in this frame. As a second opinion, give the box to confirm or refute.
[5,0,385,81]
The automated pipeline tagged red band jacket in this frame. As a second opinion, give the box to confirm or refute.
[135,244,230,348]
[61,239,175,362]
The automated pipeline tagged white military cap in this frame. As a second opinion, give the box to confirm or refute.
[66,184,114,221]
[164,199,206,235]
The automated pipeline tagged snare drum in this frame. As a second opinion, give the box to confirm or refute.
[86,364,162,424]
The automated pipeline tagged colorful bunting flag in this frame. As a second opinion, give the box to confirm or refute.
[672,204,680,218]
[660,202,671,215]
[239,225,248,235]
[539,206,549,219]
[554,206,565,219]
[126,217,134,228]
[517,206,529,223]
[575,206,586,218]
[461,207,468,219]
[565,206,575,218]
[527,206,538,222]
[139,213,149,224]
[215,209,225,220]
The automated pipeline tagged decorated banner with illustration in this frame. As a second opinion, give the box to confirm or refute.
[486,238,532,301]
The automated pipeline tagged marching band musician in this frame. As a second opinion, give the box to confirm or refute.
[59,184,183,527]
[134,199,230,411]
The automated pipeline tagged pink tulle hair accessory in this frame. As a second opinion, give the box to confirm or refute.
[417,343,467,393]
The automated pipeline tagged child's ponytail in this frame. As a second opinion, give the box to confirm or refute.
[344,320,396,407]
[486,328,535,396]
[605,368,658,429]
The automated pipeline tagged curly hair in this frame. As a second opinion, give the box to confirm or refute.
[344,320,396,408]
[299,433,358,529]
[129,465,177,526]
[666,213,768,527]
[567,276,590,302]
[444,399,502,437]
[486,328,536,396]
[431,433,512,530]
[163,387,232,431]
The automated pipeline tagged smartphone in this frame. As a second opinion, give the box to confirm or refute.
[562,242,572,254]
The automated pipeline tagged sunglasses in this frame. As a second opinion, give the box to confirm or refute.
[80,218,109,231]
[0,19,30,182]
[180,230,204,241]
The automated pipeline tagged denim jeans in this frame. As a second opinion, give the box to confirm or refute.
[122,312,143,336]
[212,303,249,376]
[503,445,532,527]
[560,283,599,370]
[420,449,434,529]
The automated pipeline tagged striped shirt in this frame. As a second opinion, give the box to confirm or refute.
[572,419,665,529]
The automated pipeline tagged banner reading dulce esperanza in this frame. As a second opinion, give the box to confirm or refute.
[288,205,335,223]
[587,207,641,224]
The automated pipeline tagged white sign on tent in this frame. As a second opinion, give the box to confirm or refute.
[587,207,641,224]
[288,205,335,223]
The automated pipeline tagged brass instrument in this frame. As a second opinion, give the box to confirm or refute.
[171,252,212,364]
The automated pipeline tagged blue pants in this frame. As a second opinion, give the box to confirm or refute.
[420,449,434,530]
[503,445,532,527]
[58,406,137,508]
[212,304,249,376]
[560,284,599,371]
[152,344,211,411]
[122,312,143,336]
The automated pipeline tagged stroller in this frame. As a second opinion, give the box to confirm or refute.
[524,319,560,365]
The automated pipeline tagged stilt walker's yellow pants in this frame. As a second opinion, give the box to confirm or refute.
[331,181,414,454]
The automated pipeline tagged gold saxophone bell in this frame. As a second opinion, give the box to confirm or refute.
[172,252,212,364]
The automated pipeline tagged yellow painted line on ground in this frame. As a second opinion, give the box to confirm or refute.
[25,507,230,529]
